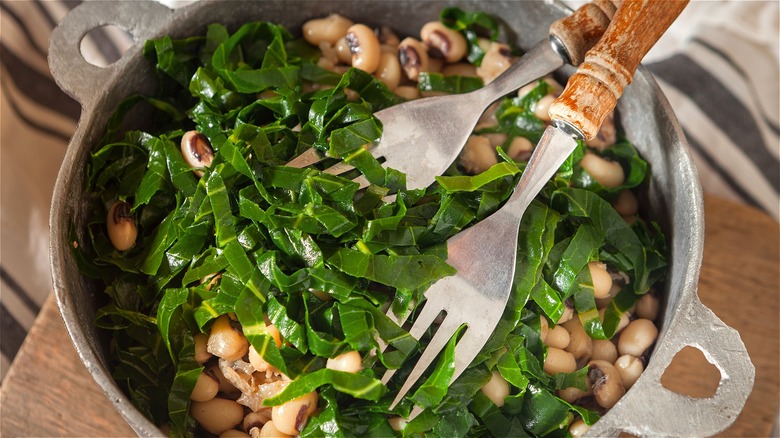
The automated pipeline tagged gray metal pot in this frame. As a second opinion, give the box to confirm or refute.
[48,1,754,436]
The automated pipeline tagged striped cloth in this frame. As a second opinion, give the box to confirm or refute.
[1,0,778,383]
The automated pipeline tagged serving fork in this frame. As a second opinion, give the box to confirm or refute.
[288,0,621,191]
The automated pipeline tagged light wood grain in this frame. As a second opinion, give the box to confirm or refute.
[1,194,777,437]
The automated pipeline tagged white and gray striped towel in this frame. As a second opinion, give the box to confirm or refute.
[1,0,778,382]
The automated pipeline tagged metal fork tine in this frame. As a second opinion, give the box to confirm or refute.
[387,317,462,410]
[450,325,492,385]
[380,300,443,384]
[285,147,325,168]
[321,161,355,176]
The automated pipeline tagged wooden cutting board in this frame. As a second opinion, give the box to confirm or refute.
[1,194,778,437]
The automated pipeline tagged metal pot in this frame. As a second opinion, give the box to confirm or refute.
[48,1,754,436]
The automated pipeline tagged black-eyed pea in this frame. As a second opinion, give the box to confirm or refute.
[562,317,592,367]
[345,24,381,73]
[518,77,564,99]
[374,51,402,89]
[191,398,244,435]
[207,315,249,361]
[302,14,353,46]
[586,111,617,150]
[480,370,510,407]
[618,318,658,357]
[334,37,353,65]
[194,333,213,364]
[387,416,408,432]
[219,430,251,438]
[460,135,497,174]
[258,420,292,438]
[635,292,660,321]
[614,354,644,389]
[588,261,613,299]
[326,351,362,373]
[580,152,625,188]
[181,130,215,177]
[569,418,590,438]
[441,62,477,77]
[377,26,400,47]
[613,190,639,217]
[398,37,429,81]
[243,410,272,433]
[588,360,626,409]
[533,94,556,122]
[190,369,220,402]
[557,378,591,403]
[107,201,137,251]
[591,339,618,363]
[394,85,420,100]
[507,136,534,162]
[266,324,283,348]
[206,363,238,394]
[483,132,508,148]
[557,300,575,325]
[476,42,513,84]
[598,307,631,334]
[596,283,621,309]
[544,347,577,375]
[420,21,467,63]
[271,391,318,435]
[544,325,570,350]
[540,315,549,343]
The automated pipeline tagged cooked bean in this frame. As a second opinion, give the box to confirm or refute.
[480,370,510,407]
[374,51,402,89]
[398,37,429,81]
[181,130,215,177]
[591,339,618,363]
[569,419,590,438]
[191,398,244,435]
[614,354,644,389]
[618,318,658,357]
[334,37,353,65]
[533,94,556,122]
[544,324,570,350]
[483,132,508,148]
[517,77,563,99]
[507,136,533,161]
[544,347,577,375]
[206,363,238,394]
[387,416,408,432]
[326,350,362,373]
[596,283,621,309]
[207,314,249,361]
[441,62,477,77]
[345,24,381,73]
[190,369,220,402]
[377,26,400,47]
[243,410,272,432]
[460,135,497,174]
[557,300,575,325]
[588,360,626,409]
[271,391,318,435]
[562,317,592,367]
[394,85,420,100]
[106,201,137,251]
[540,315,549,343]
[635,292,660,321]
[258,420,291,438]
[302,14,353,46]
[588,261,613,299]
[476,42,513,84]
[580,152,625,188]
[420,21,467,63]
[266,324,283,348]
[194,333,213,364]
[557,377,591,403]
[613,190,639,217]
[586,110,617,150]
[220,429,251,438]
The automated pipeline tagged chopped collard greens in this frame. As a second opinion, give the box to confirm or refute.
[73,7,668,438]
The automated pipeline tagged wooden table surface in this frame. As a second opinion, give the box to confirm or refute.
[2,194,778,437]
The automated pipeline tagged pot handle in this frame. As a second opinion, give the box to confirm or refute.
[587,297,755,437]
[49,1,173,107]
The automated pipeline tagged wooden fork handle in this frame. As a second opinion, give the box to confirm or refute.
[549,0,621,66]
[548,0,689,140]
